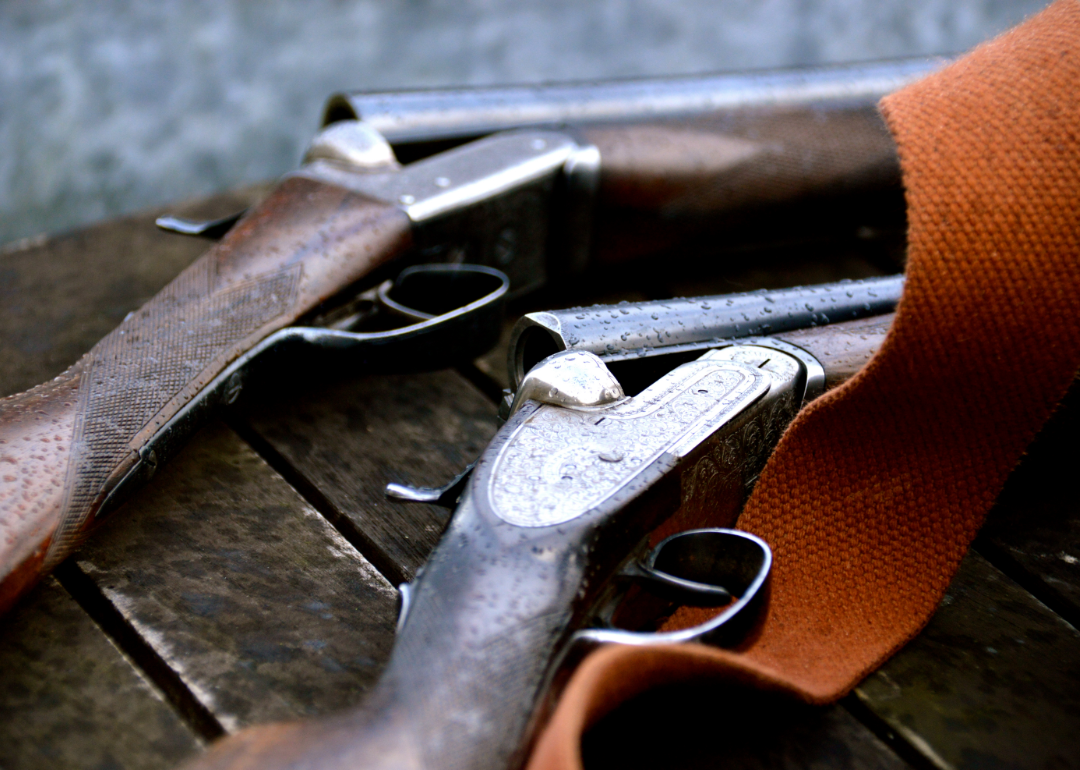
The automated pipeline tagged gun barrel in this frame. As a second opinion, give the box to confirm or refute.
[323,60,941,270]
[508,275,903,389]
[325,58,945,152]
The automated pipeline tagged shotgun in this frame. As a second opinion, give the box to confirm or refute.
[184,276,899,770]
[0,58,937,613]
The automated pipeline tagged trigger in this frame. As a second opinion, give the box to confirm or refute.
[385,462,475,509]
[155,210,246,239]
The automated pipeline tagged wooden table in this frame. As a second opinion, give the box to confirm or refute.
[1,184,1077,770]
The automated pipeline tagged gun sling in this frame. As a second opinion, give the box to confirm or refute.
[529,3,1080,768]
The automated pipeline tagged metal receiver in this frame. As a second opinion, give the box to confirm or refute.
[162,125,599,296]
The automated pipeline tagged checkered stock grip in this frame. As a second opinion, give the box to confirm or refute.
[0,175,412,613]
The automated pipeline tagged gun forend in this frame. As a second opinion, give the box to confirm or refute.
[328,59,950,266]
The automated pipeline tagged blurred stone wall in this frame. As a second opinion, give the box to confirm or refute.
[0,0,1046,246]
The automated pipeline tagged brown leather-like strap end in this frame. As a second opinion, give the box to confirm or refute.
[528,644,802,770]
[179,723,308,770]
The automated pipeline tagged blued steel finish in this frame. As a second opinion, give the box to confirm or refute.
[508,275,903,389]
[323,58,943,151]
[332,347,800,770]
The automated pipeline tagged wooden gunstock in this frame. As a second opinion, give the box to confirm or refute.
[0,176,412,614]
[777,312,895,390]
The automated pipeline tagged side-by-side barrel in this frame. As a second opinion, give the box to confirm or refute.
[508,274,903,389]
[324,59,945,153]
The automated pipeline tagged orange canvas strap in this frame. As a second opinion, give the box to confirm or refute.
[527,3,1080,768]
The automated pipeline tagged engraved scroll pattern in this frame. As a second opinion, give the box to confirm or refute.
[491,362,768,528]
[47,260,302,564]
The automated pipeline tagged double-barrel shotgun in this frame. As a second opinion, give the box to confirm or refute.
[0,58,940,613]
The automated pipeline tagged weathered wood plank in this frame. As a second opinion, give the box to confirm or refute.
[980,379,1080,624]
[582,682,908,770]
[74,421,400,733]
[0,184,270,398]
[0,577,202,770]
[238,370,501,581]
[854,551,1080,770]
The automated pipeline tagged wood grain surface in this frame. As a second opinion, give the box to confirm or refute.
[72,421,399,734]
[855,552,1080,769]
[238,371,501,582]
[0,185,270,399]
[980,379,1080,629]
[0,577,202,770]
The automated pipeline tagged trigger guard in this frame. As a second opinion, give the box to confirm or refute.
[577,528,772,650]
[241,263,509,374]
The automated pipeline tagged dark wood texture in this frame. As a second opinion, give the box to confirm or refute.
[74,421,399,733]
[854,552,1080,769]
[238,370,501,581]
[0,577,202,770]
[779,314,894,390]
[0,175,415,616]
[980,378,1080,627]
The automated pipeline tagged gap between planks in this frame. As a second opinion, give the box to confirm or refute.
[226,413,412,589]
[973,536,1079,632]
[54,560,227,743]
